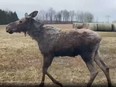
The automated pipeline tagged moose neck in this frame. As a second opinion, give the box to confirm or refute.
[27,21,44,42]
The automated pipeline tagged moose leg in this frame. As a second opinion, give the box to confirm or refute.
[85,60,98,87]
[39,55,63,87]
[94,52,112,87]
[46,71,63,87]
[81,53,98,87]
[39,72,45,87]
[39,55,53,87]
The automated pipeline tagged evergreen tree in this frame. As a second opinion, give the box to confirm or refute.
[0,9,18,24]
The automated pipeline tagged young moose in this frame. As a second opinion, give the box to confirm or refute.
[6,11,112,87]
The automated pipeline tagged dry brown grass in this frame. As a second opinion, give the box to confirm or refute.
[0,24,116,86]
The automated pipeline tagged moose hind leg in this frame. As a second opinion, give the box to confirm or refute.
[81,52,98,87]
[82,53,98,87]
[94,52,112,87]
[86,60,98,87]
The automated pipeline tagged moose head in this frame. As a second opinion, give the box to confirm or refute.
[6,11,43,35]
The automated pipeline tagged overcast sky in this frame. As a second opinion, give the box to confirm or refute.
[0,0,116,22]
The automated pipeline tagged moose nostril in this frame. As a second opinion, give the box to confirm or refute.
[6,27,10,32]
[6,26,8,29]
[6,28,9,32]
[6,26,10,32]
[6,30,9,32]
[6,29,8,32]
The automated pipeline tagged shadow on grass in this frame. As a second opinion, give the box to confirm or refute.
[0,83,114,87]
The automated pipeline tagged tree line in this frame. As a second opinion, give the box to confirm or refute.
[0,8,93,24]
[0,9,18,24]
[36,8,94,24]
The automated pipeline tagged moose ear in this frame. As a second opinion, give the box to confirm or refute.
[29,11,38,18]
[25,13,31,18]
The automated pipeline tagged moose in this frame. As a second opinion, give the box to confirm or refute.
[6,11,112,87]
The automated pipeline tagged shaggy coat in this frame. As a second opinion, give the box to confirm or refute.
[6,11,112,87]
[28,25,101,59]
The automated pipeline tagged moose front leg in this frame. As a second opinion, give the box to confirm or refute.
[39,71,45,87]
[39,55,63,87]
[46,71,63,87]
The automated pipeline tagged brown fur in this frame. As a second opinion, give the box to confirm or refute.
[6,11,112,87]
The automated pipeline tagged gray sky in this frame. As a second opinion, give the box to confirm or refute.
[0,0,116,22]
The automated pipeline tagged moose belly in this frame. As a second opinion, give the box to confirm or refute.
[54,48,79,57]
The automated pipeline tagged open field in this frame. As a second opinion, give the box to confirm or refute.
[0,24,116,87]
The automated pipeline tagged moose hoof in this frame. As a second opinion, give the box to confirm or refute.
[39,83,44,87]
[54,81,63,87]
[108,83,112,87]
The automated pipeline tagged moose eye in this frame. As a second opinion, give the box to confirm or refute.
[19,21,22,23]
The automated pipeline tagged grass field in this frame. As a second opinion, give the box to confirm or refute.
[0,24,116,87]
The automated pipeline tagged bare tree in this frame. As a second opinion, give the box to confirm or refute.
[54,11,62,22]
[76,11,84,22]
[48,8,56,22]
[35,10,46,21]
[45,12,49,22]
[84,12,94,23]
[61,10,70,22]
[69,10,75,22]
[76,11,94,23]
[35,8,94,23]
